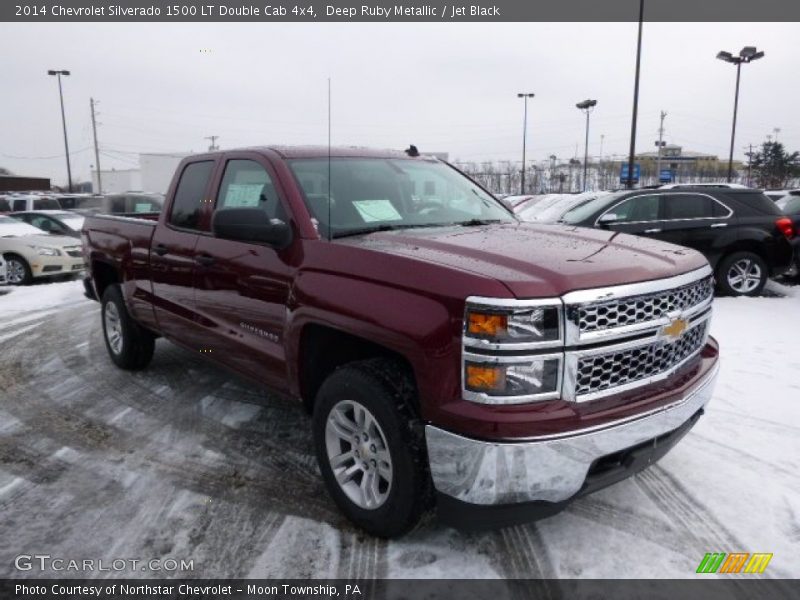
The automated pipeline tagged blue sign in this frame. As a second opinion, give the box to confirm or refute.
[620,163,641,183]
[659,169,673,183]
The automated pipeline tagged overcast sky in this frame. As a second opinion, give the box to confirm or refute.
[1,22,797,186]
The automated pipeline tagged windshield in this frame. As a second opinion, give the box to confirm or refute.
[562,192,626,224]
[32,198,61,210]
[288,158,514,238]
[55,213,86,230]
[0,215,47,237]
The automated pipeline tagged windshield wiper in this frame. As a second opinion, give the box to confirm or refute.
[456,218,506,227]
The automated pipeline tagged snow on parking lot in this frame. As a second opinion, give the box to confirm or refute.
[0,278,798,579]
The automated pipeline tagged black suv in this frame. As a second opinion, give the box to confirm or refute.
[559,187,796,296]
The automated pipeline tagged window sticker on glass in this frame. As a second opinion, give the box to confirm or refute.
[134,203,153,213]
[352,199,403,222]
[224,183,264,208]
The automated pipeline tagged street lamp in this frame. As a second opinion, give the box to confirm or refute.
[576,99,597,192]
[47,69,73,192]
[517,92,535,194]
[717,46,764,182]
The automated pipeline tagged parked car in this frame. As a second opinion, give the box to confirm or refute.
[518,191,610,223]
[503,194,546,213]
[0,197,11,214]
[658,182,751,190]
[11,210,86,238]
[5,194,62,212]
[102,192,164,214]
[0,215,85,285]
[560,187,795,296]
[51,194,105,212]
[764,189,800,204]
[773,193,800,278]
[83,146,719,537]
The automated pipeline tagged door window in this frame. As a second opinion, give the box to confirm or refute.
[607,194,660,223]
[13,199,26,211]
[216,159,287,221]
[664,194,720,220]
[169,161,215,230]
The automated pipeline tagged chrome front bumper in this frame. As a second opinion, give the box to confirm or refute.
[426,361,719,506]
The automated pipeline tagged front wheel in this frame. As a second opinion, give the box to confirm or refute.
[312,358,431,538]
[101,285,155,370]
[716,251,768,296]
[4,254,32,285]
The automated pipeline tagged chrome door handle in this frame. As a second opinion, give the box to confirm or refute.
[710,223,727,228]
[644,228,662,233]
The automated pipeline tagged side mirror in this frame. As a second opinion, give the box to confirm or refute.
[598,213,619,227]
[212,208,292,249]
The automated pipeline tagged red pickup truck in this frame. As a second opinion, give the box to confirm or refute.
[82,146,719,537]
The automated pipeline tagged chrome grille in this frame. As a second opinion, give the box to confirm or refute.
[576,322,707,396]
[578,276,713,334]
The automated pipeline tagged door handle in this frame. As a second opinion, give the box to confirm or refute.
[644,228,662,234]
[153,243,168,256]
[196,254,215,267]
[710,223,727,228]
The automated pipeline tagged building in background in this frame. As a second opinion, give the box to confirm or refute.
[0,175,51,192]
[93,152,191,194]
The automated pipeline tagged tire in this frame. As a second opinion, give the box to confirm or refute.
[3,254,32,286]
[101,284,155,370]
[312,358,432,538]
[716,251,769,296]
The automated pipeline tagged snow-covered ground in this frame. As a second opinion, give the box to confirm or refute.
[0,278,798,579]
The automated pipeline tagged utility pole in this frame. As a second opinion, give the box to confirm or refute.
[90,98,102,194]
[745,143,754,187]
[655,110,667,184]
[599,135,605,190]
[773,127,780,142]
[205,135,220,151]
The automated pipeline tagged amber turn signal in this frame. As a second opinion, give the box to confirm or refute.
[465,363,505,392]
[467,312,507,337]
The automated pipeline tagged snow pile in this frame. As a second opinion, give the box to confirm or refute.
[0,279,88,313]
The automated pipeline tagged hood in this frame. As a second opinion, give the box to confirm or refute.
[6,234,81,249]
[337,222,708,298]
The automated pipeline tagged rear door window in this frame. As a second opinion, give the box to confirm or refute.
[664,194,716,220]
[12,199,26,211]
[169,161,215,230]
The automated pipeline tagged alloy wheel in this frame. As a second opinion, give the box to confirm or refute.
[104,302,124,355]
[324,399,393,510]
[726,258,762,294]
[6,259,26,284]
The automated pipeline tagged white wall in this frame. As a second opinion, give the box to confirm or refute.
[93,168,141,194]
[140,153,191,194]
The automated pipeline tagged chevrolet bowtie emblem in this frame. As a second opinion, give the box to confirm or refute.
[662,318,688,341]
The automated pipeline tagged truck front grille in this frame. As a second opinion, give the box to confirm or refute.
[575,321,708,396]
[578,275,713,334]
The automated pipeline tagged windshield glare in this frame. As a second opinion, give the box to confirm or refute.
[561,192,626,224]
[288,158,514,237]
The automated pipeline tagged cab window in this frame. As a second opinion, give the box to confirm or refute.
[215,159,287,222]
[169,161,215,230]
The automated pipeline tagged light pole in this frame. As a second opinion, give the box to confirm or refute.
[48,69,73,192]
[626,0,644,189]
[576,99,597,192]
[717,46,764,182]
[517,93,535,194]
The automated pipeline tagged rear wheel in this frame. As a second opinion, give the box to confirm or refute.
[101,285,155,370]
[716,251,768,296]
[312,358,431,538]
[4,254,32,286]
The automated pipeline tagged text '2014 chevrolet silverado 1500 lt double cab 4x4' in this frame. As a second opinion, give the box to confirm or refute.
[82,146,720,537]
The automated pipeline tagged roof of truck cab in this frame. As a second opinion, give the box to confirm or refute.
[254,145,437,160]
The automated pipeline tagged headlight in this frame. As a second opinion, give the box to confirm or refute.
[464,299,562,348]
[464,355,561,403]
[29,246,61,256]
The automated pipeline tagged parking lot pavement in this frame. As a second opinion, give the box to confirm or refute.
[0,280,799,579]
